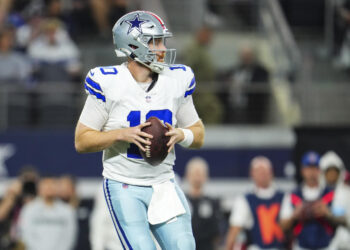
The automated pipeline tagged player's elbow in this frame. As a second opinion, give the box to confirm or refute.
[75,139,88,153]
[74,141,84,153]
[75,124,93,153]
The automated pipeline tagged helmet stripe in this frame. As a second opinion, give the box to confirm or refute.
[144,11,165,29]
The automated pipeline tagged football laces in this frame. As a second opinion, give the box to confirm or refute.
[145,138,151,158]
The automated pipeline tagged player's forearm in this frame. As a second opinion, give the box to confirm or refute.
[75,122,124,153]
[187,120,205,149]
[75,129,123,153]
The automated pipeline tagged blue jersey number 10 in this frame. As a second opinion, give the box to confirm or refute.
[126,109,172,159]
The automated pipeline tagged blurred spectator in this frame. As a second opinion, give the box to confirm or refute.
[69,0,95,39]
[90,0,127,36]
[0,25,32,84]
[0,0,11,27]
[184,25,224,124]
[280,151,347,250]
[0,0,39,29]
[28,18,81,83]
[45,0,71,24]
[126,0,170,27]
[225,156,285,250]
[57,175,79,208]
[184,26,215,84]
[15,9,43,52]
[0,166,39,250]
[345,171,350,185]
[18,175,77,250]
[89,0,170,37]
[223,46,270,124]
[180,0,222,31]
[185,157,223,250]
[320,151,350,250]
[335,0,350,70]
[89,183,124,250]
[58,175,93,250]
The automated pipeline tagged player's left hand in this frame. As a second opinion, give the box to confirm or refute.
[165,123,184,153]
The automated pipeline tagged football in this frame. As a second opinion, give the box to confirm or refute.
[139,116,170,166]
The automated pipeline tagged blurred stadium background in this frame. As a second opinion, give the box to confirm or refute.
[1,0,350,249]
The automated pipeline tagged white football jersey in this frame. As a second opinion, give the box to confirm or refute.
[79,63,198,186]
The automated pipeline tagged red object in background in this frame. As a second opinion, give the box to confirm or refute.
[345,171,350,184]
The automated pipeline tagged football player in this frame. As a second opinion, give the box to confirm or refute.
[75,11,205,250]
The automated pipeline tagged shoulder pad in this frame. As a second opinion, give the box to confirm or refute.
[87,66,119,82]
[164,64,196,98]
[84,67,106,102]
[84,66,120,103]
[165,64,192,77]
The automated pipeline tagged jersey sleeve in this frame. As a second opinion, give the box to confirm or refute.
[165,64,196,99]
[79,68,109,130]
[79,96,108,131]
[183,67,196,99]
[175,66,200,127]
[176,95,200,128]
[84,68,106,104]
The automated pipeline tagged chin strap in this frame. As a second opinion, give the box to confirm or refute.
[115,49,165,73]
[134,57,163,73]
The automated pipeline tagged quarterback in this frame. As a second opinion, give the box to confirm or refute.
[75,11,205,250]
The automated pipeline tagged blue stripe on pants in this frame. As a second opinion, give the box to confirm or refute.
[103,179,132,250]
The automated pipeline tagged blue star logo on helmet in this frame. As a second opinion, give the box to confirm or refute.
[125,14,149,34]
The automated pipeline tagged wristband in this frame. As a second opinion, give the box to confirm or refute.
[178,128,194,148]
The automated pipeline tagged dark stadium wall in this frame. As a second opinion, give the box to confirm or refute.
[175,147,291,177]
[278,0,325,27]
[0,130,102,177]
[0,130,292,178]
[3,127,349,180]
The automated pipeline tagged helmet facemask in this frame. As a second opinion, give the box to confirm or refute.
[133,34,176,73]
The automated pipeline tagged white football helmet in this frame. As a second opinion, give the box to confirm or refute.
[112,11,176,73]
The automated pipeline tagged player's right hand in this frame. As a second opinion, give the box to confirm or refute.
[121,122,153,152]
